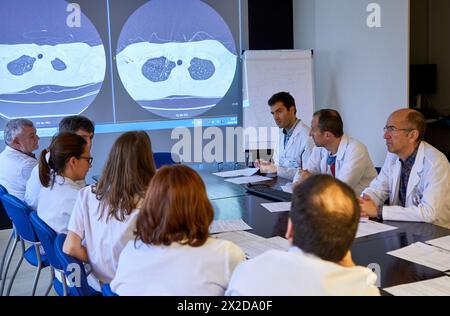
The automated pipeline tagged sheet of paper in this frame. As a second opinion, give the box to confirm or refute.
[387,242,450,272]
[209,219,252,234]
[261,202,291,213]
[426,235,450,252]
[224,175,272,185]
[281,183,294,193]
[266,236,291,250]
[384,276,450,296]
[241,237,291,259]
[356,220,397,238]
[214,231,265,243]
[215,232,290,259]
[213,168,259,178]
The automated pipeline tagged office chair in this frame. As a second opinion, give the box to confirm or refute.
[53,234,99,296]
[0,194,52,296]
[29,212,69,296]
[0,184,12,282]
[101,283,118,296]
[0,184,12,230]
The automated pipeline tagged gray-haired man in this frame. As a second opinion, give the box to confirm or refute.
[0,119,39,200]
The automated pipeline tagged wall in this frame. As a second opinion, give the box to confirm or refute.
[410,0,450,115]
[410,0,429,64]
[247,0,293,49]
[428,0,450,115]
[293,0,410,167]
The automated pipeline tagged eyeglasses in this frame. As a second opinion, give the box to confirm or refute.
[79,156,93,165]
[383,126,413,134]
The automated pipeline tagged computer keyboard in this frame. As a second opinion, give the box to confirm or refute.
[245,184,292,202]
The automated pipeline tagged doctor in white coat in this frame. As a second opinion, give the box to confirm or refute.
[361,109,450,228]
[297,109,377,196]
[0,119,39,201]
[255,92,314,180]
[226,175,379,296]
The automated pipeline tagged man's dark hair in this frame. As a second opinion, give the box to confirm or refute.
[58,115,95,134]
[268,92,296,112]
[313,109,344,137]
[290,175,360,263]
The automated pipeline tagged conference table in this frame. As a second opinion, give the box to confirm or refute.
[193,163,450,292]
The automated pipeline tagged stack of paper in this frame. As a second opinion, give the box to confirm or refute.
[261,202,291,213]
[387,242,450,272]
[426,235,450,251]
[356,219,397,238]
[384,276,450,296]
[214,230,265,244]
[213,168,259,178]
[224,175,272,185]
[215,231,291,259]
[209,219,252,234]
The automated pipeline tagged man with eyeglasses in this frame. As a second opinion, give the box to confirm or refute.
[360,109,450,228]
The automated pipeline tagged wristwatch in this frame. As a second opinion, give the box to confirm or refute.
[377,205,383,221]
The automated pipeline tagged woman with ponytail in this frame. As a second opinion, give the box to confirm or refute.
[37,132,92,233]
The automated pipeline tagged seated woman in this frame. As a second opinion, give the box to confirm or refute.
[110,165,246,296]
[37,132,91,233]
[63,131,156,285]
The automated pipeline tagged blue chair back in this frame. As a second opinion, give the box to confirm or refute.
[0,184,12,230]
[1,194,37,242]
[29,212,61,269]
[53,234,98,296]
[0,184,7,196]
[153,152,179,169]
[101,283,118,296]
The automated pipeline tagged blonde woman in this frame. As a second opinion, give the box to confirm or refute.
[63,131,156,284]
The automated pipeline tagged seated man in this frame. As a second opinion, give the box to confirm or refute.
[226,175,379,296]
[0,119,39,200]
[25,115,95,210]
[360,109,450,228]
[255,92,314,180]
[298,109,377,196]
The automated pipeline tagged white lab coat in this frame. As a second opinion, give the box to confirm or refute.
[68,186,142,284]
[272,120,315,180]
[0,146,37,201]
[362,142,450,228]
[111,238,245,296]
[25,152,85,210]
[225,247,380,296]
[24,164,41,210]
[303,135,378,196]
[37,175,85,234]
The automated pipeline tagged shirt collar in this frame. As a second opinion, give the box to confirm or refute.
[5,145,36,159]
[327,154,337,165]
[400,145,419,165]
[53,175,85,189]
[283,119,300,136]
